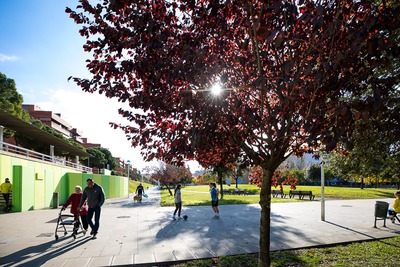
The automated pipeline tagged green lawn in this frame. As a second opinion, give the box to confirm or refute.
[159,184,397,207]
[171,235,400,266]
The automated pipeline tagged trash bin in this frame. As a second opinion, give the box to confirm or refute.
[374,201,389,228]
[52,192,59,209]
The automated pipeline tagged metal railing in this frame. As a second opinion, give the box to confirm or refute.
[0,141,92,173]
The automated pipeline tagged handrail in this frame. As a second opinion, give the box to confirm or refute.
[0,141,92,173]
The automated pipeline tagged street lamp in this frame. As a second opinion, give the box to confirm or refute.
[127,160,131,198]
[320,154,328,221]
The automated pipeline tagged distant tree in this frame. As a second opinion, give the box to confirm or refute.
[226,164,247,189]
[131,168,142,181]
[87,148,107,169]
[283,168,306,184]
[150,163,192,195]
[306,164,322,183]
[200,172,218,185]
[97,147,118,170]
[329,130,398,188]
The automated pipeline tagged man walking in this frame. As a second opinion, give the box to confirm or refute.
[79,178,105,239]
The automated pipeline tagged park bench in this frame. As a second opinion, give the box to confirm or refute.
[289,190,315,200]
[223,189,251,195]
[234,189,246,195]
[271,189,286,198]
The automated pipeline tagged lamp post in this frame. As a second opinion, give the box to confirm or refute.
[127,160,131,198]
[320,154,327,221]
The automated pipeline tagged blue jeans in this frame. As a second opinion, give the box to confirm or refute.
[87,206,101,234]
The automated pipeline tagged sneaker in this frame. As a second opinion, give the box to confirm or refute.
[212,215,219,219]
[178,216,182,220]
[172,216,176,220]
[90,230,94,235]
[92,233,97,239]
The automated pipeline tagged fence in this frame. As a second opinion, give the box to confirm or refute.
[0,141,92,173]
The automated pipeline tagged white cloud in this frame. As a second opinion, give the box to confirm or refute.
[0,53,19,62]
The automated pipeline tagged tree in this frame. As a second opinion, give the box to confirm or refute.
[131,167,142,181]
[68,1,399,266]
[86,147,117,170]
[193,172,218,185]
[87,147,107,168]
[283,168,306,184]
[150,163,192,195]
[97,147,118,170]
[328,115,400,188]
[0,72,30,138]
[307,164,322,183]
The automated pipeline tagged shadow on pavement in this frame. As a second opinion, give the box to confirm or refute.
[0,235,92,267]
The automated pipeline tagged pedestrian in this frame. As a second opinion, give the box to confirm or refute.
[172,184,182,220]
[0,178,12,208]
[62,185,88,233]
[79,178,105,239]
[209,182,220,219]
[135,183,145,202]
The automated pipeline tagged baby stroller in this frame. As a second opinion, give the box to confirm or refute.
[54,208,86,240]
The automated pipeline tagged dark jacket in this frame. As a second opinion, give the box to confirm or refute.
[79,183,105,209]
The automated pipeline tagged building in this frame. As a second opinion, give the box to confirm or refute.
[23,104,101,149]
[23,104,71,138]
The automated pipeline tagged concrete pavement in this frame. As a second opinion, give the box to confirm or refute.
[0,187,399,266]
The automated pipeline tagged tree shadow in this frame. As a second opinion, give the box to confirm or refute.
[0,234,92,266]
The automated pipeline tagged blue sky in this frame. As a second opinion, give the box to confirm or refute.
[0,1,201,171]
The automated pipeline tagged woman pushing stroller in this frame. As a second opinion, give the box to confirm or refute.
[62,185,88,233]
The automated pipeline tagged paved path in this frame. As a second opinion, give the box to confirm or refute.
[0,187,399,266]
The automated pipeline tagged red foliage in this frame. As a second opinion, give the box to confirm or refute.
[282,174,298,190]
[67,1,399,264]
[250,166,298,190]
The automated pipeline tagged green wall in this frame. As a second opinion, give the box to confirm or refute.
[0,153,128,212]
[66,173,128,200]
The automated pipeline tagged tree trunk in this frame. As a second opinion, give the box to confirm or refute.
[258,168,273,267]
[361,177,364,189]
[163,182,173,196]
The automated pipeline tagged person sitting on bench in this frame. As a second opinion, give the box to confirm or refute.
[389,190,400,223]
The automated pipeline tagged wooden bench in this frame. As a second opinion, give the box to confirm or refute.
[289,190,315,200]
[271,189,286,198]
